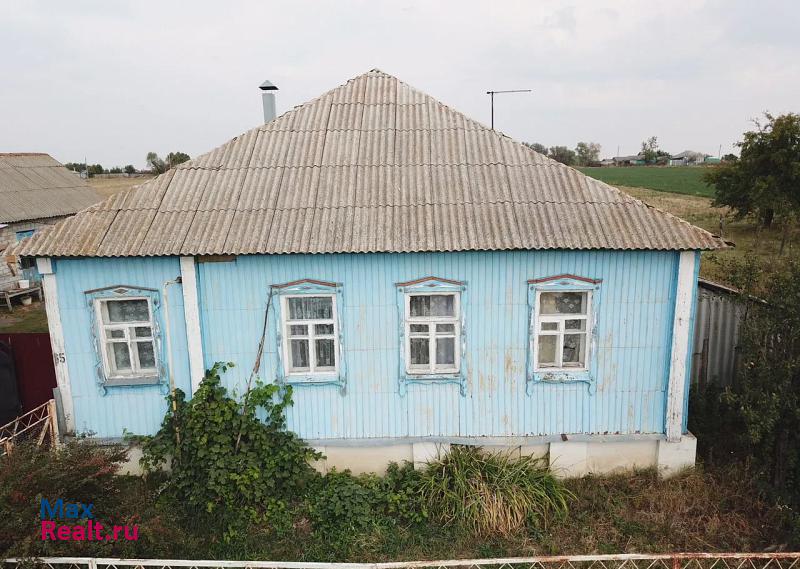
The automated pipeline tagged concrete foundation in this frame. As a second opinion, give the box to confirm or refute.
[114,433,697,479]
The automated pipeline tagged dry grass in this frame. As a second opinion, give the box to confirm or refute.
[87,175,154,198]
[619,186,798,283]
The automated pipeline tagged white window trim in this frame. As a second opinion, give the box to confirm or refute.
[280,294,339,376]
[404,291,461,376]
[532,289,592,373]
[94,296,158,380]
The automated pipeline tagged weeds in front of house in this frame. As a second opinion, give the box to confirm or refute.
[1,361,795,559]
[419,446,570,536]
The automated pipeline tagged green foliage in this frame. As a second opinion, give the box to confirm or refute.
[139,362,320,540]
[418,445,571,536]
[706,112,800,232]
[123,164,136,174]
[146,151,190,174]
[547,145,577,166]
[690,256,800,542]
[641,136,659,164]
[306,470,386,536]
[523,142,548,155]
[575,141,601,166]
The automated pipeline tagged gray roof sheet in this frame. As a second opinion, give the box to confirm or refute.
[0,154,103,223]
[13,70,725,257]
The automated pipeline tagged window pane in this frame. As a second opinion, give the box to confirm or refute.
[563,334,586,365]
[540,292,586,315]
[137,342,156,369]
[315,323,334,335]
[289,324,308,336]
[436,323,455,334]
[540,322,558,331]
[288,296,332,320]
[410,324,429,334]
[290,339,310,369]
[106,329,125,339]
[106,299,149,323]
[565,319,585,331]
[315,339,336,368]
[409,295,430,317]
[537,335,557,366]
[430,295,455,316]
[436,337,455,366]
[134,326,152,338]
[410,338,429,365]
[109,343,131,371]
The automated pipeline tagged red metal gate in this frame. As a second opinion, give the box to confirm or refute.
[0,333,56,412]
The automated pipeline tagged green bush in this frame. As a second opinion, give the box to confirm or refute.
[306,470,386,535]
[418,445,571,536]
[139,362,320,541]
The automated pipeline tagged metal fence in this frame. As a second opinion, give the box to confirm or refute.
[3,554,800,569]
[0,399,58,456]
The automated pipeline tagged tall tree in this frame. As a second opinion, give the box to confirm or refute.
[523,142,548,155]
[146,152,167,174]
[640,136,659,164]
[166,151,191,168]
[548,146,577,166]
[705,112,800,249]
[575,142,601,166]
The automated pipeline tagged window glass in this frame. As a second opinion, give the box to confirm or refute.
[97,297,158,380]
[106,299,150,323]
[288,296,333,320]
[410,338,430,365]
[405,290,460,375]
[436,337,455,365]
[539,292,586,315]
[534,289,592,370]
[283,293,339,376]
[409,294,454,317]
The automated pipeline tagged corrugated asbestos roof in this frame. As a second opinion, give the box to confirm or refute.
[13,70,726,257]
[0,153,103,223]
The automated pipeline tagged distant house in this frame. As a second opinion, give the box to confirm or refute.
[14,70,726,476]
[612,154,646,166]
[0,153,103,290]
[669,150,707,166]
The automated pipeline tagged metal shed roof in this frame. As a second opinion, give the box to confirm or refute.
[13,70,726,257]
[0,153,103,223]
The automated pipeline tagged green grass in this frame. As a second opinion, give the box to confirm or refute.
[0,300,48,333]
[578,166,714,197]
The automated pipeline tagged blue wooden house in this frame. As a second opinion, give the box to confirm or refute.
[15,70,725,476]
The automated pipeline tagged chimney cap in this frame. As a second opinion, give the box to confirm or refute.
[259,79,278,91]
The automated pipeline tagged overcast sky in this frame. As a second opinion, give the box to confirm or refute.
[2,0,799,167]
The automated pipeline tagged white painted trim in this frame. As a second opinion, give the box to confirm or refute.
[179,256,204,394]
[36,257,75,433]
[666,251,696,442]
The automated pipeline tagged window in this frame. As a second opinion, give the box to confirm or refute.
[405,292,460,375]
[15,229,35,242]
[281,295,338,375]
[534,290,591,370]
[95,297,158,379]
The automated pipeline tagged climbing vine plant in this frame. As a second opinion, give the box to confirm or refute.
[139,362,320,540]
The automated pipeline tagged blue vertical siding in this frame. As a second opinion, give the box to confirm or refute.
[55,257,191,437]
[195,250,679,440]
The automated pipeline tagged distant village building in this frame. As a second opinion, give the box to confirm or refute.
[612,154,646,166]
[0,153,103,291]
[669,150,708,166]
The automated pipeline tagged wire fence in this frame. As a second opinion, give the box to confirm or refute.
[2,553,800,569]
[0,399,58,456]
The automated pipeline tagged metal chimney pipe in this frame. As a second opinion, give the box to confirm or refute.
[259,79,278,123]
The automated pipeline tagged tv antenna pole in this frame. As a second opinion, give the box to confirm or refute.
[486,89,532,129]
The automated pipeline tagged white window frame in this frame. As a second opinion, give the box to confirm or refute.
[280,294,339,376]
[94,296,158,379]
[533,289,592,372]
[404,291,461,375]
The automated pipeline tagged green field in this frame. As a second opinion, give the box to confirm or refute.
[577,166,715,197]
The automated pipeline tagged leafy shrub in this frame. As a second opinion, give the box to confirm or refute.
[139,362,320,541]
[306,470,386,536]
[418,445,571,536]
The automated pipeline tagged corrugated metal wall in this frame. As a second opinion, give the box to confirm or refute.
[55,257,191,437]
[197,250,681,440]
[691,285,742,387]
